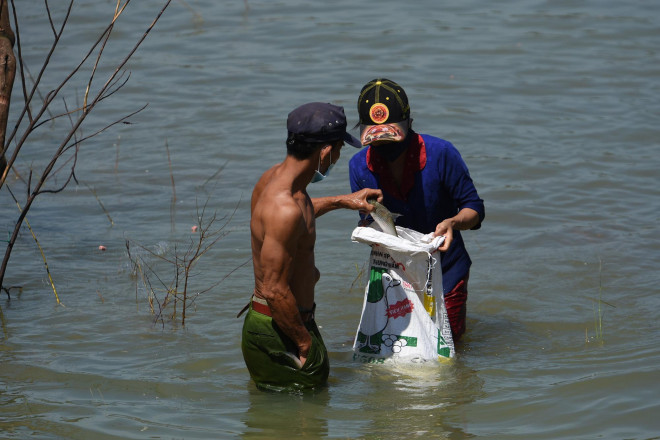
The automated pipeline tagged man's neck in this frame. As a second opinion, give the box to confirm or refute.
[281,154,318,192]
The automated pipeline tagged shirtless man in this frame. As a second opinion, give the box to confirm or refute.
[241,102,382,392]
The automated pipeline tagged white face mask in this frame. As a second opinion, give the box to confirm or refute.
[310,149,334,183]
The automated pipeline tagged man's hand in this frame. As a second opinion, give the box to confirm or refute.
[351,188,383,214]
[297,338,312,367]
[311,188,382,218]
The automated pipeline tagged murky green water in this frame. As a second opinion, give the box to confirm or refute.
[2,0,659,438]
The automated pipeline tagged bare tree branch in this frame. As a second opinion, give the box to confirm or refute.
[0,0,173,290]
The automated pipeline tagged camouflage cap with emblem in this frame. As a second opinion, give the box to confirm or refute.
[357,79,411,145]
[358,78,410,125]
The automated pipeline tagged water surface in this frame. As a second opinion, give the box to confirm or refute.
[1,0,659,439]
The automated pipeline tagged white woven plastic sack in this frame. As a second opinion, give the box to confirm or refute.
[351,225,455,363]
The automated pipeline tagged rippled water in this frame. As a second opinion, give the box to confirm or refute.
[1,0,659,439]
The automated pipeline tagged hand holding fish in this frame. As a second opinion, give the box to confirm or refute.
[312,188,382,217]
[351,188,383,214]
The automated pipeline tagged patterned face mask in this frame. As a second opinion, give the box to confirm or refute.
[359,120,410,146]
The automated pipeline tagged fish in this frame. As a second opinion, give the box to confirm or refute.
[367,199,399,237]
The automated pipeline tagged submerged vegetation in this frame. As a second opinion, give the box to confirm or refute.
[126,200,248,327]
[585,257,616,345]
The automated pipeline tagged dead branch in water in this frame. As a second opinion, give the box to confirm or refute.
[126,199,248,327]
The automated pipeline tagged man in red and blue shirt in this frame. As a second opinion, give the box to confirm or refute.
[349,78,485,341]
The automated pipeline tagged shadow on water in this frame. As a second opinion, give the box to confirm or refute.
[348,359,484,439]
[238,349,484,439]
[241,386,331,439]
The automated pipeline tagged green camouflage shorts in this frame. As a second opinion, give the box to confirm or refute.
[241,305,329,393]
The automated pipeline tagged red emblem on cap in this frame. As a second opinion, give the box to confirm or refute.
[369,103,389,124]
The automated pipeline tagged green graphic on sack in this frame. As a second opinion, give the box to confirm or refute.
[355,267,388,354]
[357,332,418,354]
[383,334,418,353]
[353,353,386,364]
[356,330,382,354]
[366,267,386,302]
[437,330,451,358]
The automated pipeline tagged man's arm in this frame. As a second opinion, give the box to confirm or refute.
[433,144,484,251]
[311,188,383,218]
[258,204,312,365]
[433,207,480,252]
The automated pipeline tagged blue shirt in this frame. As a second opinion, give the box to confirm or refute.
[349,133,485,294]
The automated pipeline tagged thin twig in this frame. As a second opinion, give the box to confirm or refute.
[31,72,132,131]
[201,160,228,189]
[165,138,176,202]
[6,186,61,305]
[83,182,114,226]
[82,0,127,112]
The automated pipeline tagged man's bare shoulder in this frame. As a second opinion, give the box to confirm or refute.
[252,164,291,206]
[257,190,303,224]
[252,173,305,235]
